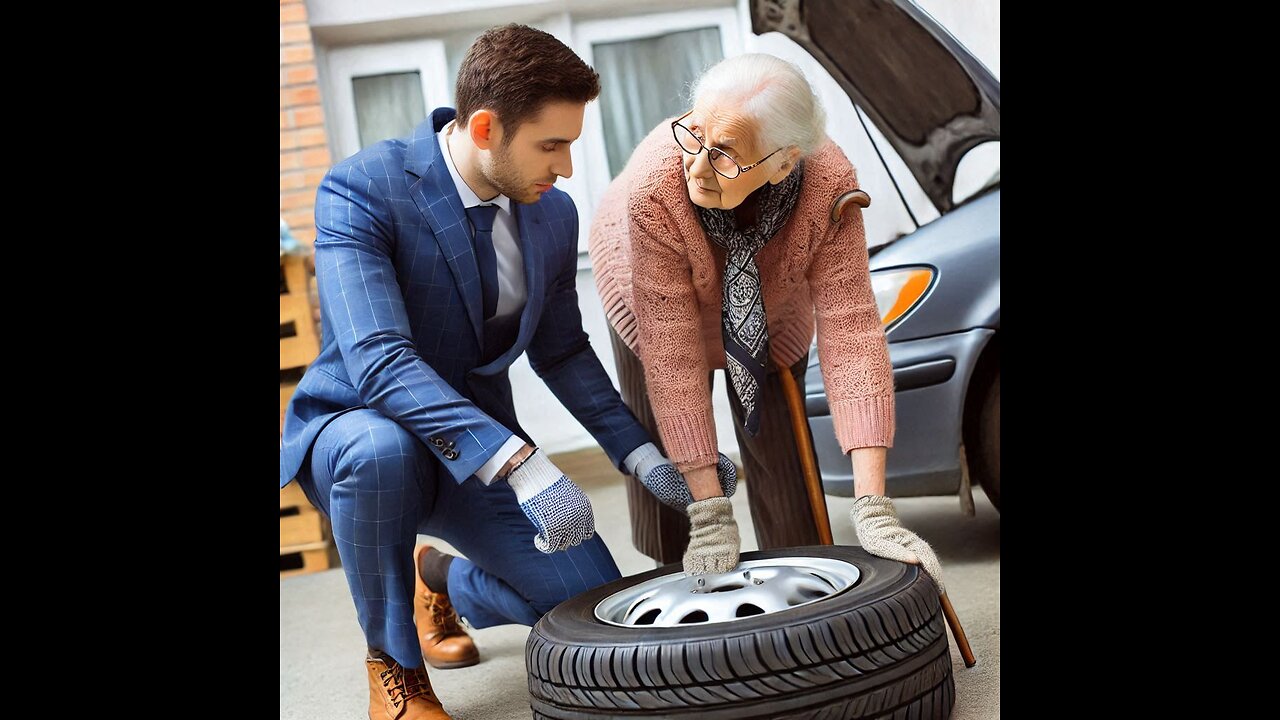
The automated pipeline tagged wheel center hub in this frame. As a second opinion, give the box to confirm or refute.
[594,557,861,628]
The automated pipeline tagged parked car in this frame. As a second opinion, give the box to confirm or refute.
[759,0,1002,510]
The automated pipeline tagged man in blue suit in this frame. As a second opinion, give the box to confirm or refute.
[280,25,734,719]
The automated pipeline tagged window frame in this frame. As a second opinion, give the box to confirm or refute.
[319,39,451,161]
[572,7,744,253]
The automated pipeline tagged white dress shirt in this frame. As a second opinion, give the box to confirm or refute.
[438,122,527,318]
[437,122,528,485]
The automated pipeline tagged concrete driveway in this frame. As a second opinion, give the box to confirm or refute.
[280,449,1000,719]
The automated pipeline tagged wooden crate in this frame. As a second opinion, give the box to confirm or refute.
[280,254,320,372]
[280,481,338,577]
[280,542,336,578]
[281,254,336,578]
[280,382,297,436]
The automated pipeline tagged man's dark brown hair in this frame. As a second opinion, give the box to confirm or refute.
[454,24,601,144]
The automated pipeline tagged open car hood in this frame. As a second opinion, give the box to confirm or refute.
[751,0,1000,213]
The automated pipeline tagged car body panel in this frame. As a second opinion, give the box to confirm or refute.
[806,327,994,496]
[871,190,1000,343]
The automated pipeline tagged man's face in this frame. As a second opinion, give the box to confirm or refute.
[481,101,584,204]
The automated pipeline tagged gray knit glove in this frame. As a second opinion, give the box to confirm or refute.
[506,452,595,554]
[624,443,739,514]
[850,495,945,593]
[682,497,741,575]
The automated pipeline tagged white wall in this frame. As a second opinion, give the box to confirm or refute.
[307,0,1000,457]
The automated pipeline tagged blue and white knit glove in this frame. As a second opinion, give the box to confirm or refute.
[623,443,738,514]
[506,452,596,553]
[715,453,739,498]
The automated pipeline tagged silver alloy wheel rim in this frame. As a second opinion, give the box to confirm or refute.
[594,557,861,628]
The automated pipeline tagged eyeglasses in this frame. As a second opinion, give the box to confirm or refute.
[671,109,786,180]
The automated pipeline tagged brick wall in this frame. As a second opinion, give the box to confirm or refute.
[280,0,330,248]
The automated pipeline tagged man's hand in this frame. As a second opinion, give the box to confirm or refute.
[505,451,596,553]
[625,443,738,514]
[682,497,740,575]
[850,495,946,593]
[715,453,738,498]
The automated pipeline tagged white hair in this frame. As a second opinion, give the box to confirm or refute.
[690,53,827,160]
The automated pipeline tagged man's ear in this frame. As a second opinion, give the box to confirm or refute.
[468,109,496,150]
[768,147,803,185]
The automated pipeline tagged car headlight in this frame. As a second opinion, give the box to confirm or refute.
[871,266,935,332]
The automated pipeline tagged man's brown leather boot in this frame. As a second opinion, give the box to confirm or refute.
[413,544,480,669]
[365,650,451,720]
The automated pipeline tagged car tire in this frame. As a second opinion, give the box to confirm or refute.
[526,545,954,719]
[967,369,1000,511]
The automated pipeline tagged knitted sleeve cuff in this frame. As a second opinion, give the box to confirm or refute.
[831,394,896,453]
[654,409,719,473]
[623,441,664,477]
[505,451,563,504]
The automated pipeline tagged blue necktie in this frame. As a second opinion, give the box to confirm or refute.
[465,204,500,320]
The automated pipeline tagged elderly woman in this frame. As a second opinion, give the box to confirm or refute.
[589,53,945,585]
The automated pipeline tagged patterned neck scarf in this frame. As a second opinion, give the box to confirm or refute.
[694,161,805,436]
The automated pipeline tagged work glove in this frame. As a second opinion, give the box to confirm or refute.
[850,495,946,593]
[682,496,741,575]
[505,451,596,553]
[624,443,738,513]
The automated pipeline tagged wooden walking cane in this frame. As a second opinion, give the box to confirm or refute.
[772,188,977,668]
[775,356,834,545]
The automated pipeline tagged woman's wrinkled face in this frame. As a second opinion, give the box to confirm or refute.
[680,104,777,210]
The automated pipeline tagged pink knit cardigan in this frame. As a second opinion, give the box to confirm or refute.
[588,121,894,473]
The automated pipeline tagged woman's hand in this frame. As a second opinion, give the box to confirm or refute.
[682,497,740,575]
[850,495,945,593]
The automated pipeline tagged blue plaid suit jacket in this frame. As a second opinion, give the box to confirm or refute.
[280,108,650,488]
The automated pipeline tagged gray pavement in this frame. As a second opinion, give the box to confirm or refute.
[281,467,1000,719]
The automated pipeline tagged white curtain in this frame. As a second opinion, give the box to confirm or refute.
[353,72,427,149]
[594,27,722,178]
